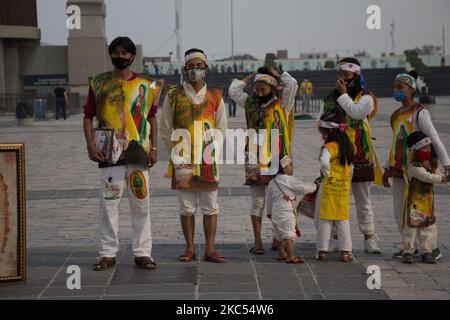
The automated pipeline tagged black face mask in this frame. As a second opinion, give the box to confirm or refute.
[345,75,362,99]
[257,93,274,104]
[112,57,133,70]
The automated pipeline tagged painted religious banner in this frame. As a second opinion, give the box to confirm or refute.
[0,144,26,284]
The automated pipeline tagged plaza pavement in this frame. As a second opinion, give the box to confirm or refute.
[0,97,450,300]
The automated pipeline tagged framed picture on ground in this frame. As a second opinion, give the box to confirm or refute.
[0,143,26,284]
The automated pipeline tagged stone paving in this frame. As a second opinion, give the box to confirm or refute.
[1,97,450,300]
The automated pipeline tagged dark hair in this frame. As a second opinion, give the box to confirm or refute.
[185,48,207,58]
[408,69,419,80]
[407,131,428,150]
[257,67,277,78]
[108,37,136,55]
[320,112,354,166]
[339,57,361,66]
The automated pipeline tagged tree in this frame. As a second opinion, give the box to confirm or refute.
[413,45,442,55]
[404,49,428,75]
[264,53,277,68]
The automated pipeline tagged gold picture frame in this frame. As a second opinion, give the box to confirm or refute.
[0,143,26,284]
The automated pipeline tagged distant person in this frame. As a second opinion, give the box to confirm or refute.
[228,95,236,118]
[54,83,69,120]
[299,78,313,112]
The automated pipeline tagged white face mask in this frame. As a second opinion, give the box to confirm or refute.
[184,68,206,83]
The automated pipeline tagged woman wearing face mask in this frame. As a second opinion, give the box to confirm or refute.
[228,67,298,255]
[383,70,450,260]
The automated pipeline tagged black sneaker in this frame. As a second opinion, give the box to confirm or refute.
[422,252,437,264]
[402,253,414,264]
[393,250,403,258]
[432,247,443,261]
[393,249,419,259]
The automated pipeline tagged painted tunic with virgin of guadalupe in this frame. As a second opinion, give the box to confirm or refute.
[89,72,162,160]
[244,96,292,186]
[324,90,380,183]
[403,159,437,228]
[166,85,222,191]
[388,104,424,177]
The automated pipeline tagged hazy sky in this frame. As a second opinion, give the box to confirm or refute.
[37,0,450,60]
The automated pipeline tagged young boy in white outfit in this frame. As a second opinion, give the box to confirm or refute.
[265,156,317,264]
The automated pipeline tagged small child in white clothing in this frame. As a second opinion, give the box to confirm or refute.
[265,156,317,263]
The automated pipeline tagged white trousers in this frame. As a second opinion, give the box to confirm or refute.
[98,164,152,258]
[351,182,375,235]
[392,177,406,234]
[178,190,219,216]
[392,177,438,252]
[316,219,352,252]
[250,185,266,217]
[403,224,437,254]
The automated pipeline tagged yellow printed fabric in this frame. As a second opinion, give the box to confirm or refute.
[90,72,162,154]
[388,105,423,176]
[402,161,436,228]
[167,85,222,191]
[244,97,292,185]
[344,91,382,184]
[319,142,352,221]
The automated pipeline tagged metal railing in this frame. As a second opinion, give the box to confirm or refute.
[0,93,86,119]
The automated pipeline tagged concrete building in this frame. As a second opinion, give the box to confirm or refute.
[0,1,41,94]
[0,0,143,97]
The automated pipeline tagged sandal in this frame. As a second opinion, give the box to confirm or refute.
[249,246,265,255]
[93,257,116,271]
[316,251,326,261]
[271,239,278,251]
[204,251,226,263]
[135,256,156,270]
[277,255,288,261]
[286,256,305,264]
[340,251,353,263]
[179,250,196,262]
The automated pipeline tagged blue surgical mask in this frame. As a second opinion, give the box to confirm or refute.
[394,90,407,102]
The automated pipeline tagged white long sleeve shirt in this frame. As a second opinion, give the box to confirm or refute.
[407,164,443,184]
[319,148,332,178]
[159,82,228,151]
[228,71,299,119]
[265,174,317,216]
[336,93,375,120]
[384,108,450,170]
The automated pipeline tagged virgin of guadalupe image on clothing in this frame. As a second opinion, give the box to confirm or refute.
[130,84,148,145]
[271,109,287,157]
[200,122,217,182]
